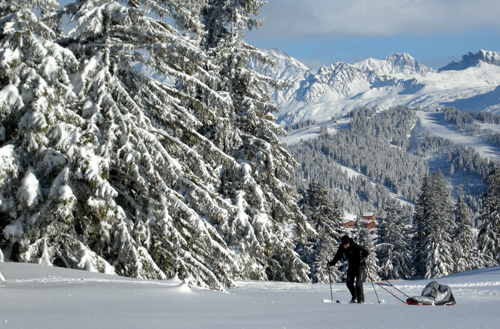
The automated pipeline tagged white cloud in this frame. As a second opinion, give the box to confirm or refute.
[255,0,500,38]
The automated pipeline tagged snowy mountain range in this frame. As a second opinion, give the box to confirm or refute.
[249,49,500,126]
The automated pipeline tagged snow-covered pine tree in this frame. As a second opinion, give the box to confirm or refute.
[333,196,343,227]
[412,172,432,276]
[201,0,264,49]
[414,170,455,278]
[315,194,345,283]
[0,0,113,272]
[358,227,380,281]
[452,186,476,272]
[377,199,412,279]
[294,184,318,281]
[296,181,343,283]
[0,0,241,290]
[478,163,500,267]
[353,215,363,243]
[200,0,311,283]
[54,0,245,290]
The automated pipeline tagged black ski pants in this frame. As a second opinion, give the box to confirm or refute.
[346,266,365,302]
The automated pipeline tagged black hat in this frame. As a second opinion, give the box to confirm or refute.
[341,235,350,245]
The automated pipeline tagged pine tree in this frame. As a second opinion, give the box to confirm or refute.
[413,171,455,278]
[0,0,111,271]
[1,0,313,290]
[318,195,345,283]
[57,0,248,289]
[201,0,265,49]
[478,163,500,266]
[377,199,412,279]
[200,0,311,283]
[0,0,245,290]
[359,227,380,281]
[412,173,432,276]
[452,187,476,272]
[296,181,344,283]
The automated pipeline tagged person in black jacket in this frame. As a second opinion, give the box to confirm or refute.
[327,234,369,304]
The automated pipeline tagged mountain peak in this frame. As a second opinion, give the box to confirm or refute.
[248,48,311,85]
[263,48,310,71]
[384,52,413,60]
[439,50,500,72]
[354,53,431,76]
[265,47,292,59]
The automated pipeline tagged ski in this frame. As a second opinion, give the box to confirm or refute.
[322,298,376,304]
[333,300,373,304]
[322,299,353,304]
[322,299,358,304]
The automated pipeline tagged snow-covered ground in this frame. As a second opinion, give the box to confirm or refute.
[415,111,500,161]
[280,116,350,145]
[1,262,499,328]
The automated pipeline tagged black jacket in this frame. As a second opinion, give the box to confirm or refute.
[328,238,369,269]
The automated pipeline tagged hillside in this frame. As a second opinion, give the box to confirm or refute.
[284,105,500,226]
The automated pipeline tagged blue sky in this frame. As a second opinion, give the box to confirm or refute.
[244,0,500,69]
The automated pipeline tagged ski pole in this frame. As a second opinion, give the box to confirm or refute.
[366,267,381,303]
[366,270,407,304]
[383,279,411,298]
[328,267,334,302]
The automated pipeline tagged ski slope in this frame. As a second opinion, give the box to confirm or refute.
[416,111,500,161]
[280,116,351,145]
[1,262,499,329]
[281,110,500,163]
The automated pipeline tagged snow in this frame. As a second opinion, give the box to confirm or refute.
[281,116,351,145]
[0,84,23,108]
[416,111,500,161]
[0,262,499,328]
[16,168,42,208]
[0,145,17,183]
[3,218,24,238]
[254,49,500,126]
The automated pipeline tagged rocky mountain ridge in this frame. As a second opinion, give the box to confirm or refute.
[439,50,500,72]
[250,49,500,126]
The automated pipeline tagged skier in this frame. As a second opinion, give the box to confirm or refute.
[327,234,369,304]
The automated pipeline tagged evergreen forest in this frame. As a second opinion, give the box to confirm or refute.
[288,106,500,281]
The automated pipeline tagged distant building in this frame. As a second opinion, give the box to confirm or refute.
[342,218,356,229]
[342,212,376,230]
[362,212,376,230]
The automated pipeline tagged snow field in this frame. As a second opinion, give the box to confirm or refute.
[416,111,500,161]
[1,263,499,329]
